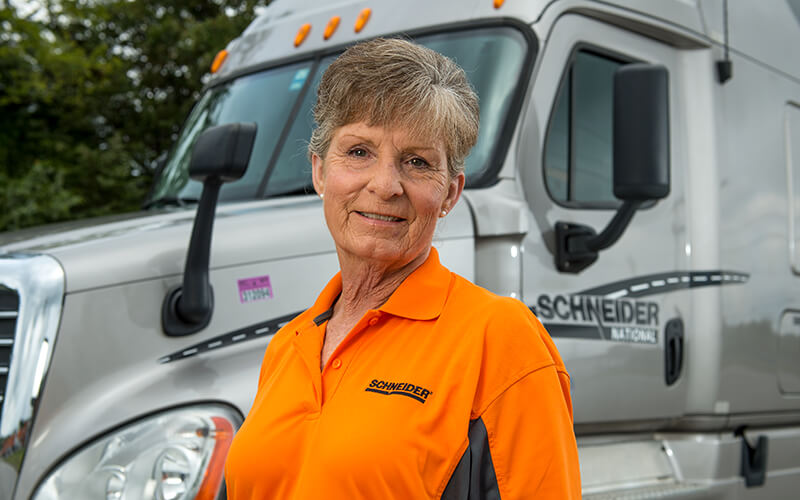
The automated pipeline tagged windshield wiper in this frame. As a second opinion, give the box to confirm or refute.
[143,196,200,210]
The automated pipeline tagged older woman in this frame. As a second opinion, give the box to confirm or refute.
[225,38,581,499]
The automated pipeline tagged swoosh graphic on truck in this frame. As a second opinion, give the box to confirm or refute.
[576,270,749,299]
[534,269,749,342]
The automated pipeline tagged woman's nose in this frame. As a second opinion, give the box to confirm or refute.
[367,158,404,199]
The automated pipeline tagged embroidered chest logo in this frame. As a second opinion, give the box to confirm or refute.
[365,379,432,404]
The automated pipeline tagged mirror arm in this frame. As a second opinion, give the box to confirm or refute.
[585,200,642,252]
[555,200,642,274]
[162,177,222,336]
[179,176,222,321]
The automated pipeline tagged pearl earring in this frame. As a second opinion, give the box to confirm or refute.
[440,210,447,217]
[319,193,324,199]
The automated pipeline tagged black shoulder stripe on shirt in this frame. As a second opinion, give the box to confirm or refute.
[313,306,334,326]
[441,417,502,500]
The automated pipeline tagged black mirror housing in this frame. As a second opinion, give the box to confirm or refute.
[613,64,670,201]
[189,122,257,183]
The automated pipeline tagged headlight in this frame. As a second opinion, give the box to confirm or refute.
[33,405,241,500]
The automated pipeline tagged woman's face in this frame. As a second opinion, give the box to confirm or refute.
[312,121,464,271]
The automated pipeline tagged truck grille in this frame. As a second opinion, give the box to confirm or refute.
[0,286,19,417]
[0,254,64,488]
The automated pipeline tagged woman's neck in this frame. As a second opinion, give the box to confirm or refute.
[319,248,430,369]
[335,248,429,319]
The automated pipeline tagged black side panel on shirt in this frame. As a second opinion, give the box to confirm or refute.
[441,417,502,500]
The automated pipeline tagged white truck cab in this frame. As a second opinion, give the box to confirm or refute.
[2,0,800,498]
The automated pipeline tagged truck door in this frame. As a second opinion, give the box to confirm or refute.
[519,13,690,427]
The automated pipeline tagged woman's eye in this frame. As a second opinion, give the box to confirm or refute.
[348,148,368,158]
[409,157,429,168]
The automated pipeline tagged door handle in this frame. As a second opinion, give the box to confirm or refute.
[664,318,684,386]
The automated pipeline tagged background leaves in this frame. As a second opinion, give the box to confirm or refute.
[0,0,267,231]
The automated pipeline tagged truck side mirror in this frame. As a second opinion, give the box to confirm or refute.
[555,64,669,273]
[614,64,670,201]
[162,122,257,336]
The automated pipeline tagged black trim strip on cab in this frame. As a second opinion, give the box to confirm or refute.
[157,311,301,364]
[542,323,660,343]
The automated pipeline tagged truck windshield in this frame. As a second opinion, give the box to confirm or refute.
[148,26,529,205]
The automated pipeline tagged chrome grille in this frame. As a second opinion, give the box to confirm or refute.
[0,286,19,415]
[0,254,64,491]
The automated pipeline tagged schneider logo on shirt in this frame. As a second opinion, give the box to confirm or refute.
[365,379,432,404]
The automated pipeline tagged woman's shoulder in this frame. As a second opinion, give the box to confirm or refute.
[446,273,539,327]
[444,273,568,398]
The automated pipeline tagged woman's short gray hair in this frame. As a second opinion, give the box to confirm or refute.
[308,38,479,178]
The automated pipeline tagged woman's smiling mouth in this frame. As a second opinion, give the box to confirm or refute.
[356,211,405,222]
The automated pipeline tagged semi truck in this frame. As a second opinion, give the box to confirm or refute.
[2,0,800,498]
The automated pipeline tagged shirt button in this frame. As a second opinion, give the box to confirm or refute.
[332,359,342,369]
[369,317,379,326]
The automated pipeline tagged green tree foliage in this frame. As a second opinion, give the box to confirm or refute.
[0,0,267,231]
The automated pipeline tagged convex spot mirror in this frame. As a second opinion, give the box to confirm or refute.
[556,63,670,273]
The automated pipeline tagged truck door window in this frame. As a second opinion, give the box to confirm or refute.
[544,50,625,207]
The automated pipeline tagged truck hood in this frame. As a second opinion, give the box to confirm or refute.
[0,198,332,293]
[0,196,473,293]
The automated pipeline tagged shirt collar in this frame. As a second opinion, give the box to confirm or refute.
[307,272,343,326]
[305,247,452,323]
[379,247,452,321]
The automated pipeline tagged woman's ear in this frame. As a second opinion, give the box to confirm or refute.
[311,153,325,197]
[442,172,465,215]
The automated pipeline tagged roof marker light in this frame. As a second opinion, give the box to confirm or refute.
[324,16,341,40]
[493,0,505,8]
[354,8,371,33]
[295,23,311,47]
[210,49,228,74]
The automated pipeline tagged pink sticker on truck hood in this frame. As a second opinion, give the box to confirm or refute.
[238,275,273,303]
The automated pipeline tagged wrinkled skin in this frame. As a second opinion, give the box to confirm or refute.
[312,121,464,277]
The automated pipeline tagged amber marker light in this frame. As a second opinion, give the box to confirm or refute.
[493,0,505,9]
[354,8,371,33]
[295,23,311,47]
[210,49,228,74]
[324,16,341,40]
[194,417,235,500]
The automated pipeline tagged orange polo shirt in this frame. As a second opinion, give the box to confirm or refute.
[225,248,581,499]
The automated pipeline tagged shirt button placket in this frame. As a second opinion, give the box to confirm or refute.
[368,312,381,327]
